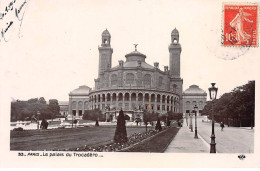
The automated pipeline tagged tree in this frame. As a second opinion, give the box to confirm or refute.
[114,109,128,143]
[39,97,46,104]
[201,81,255,127]
[83,109,105,121]
[11,100,27,121]
[11,97,56,122]
[48,99,60,120]
[28,98,38,104]
[155,118,162,131]
[143,110,150,132]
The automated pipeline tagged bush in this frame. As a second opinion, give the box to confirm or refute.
[40,119,49,129]
[83,109,106,121]
[13,127,23,131]
[114,110,128,143]
[124,114,130,121]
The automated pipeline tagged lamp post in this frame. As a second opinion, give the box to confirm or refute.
[189,112,193,132]
[208,83,218,153]
[186,113,188,126]
[194,105,198,139]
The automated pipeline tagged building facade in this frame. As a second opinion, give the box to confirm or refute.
[87,28,183,121]
[183,85,207,116]
[58,101,69,116]
[68,85,91,119]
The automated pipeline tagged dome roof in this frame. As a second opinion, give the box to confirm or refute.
[70,85,91,95]
[171,28,179,35]
[102,29,111,37]
[125,50,146,63]
[183,85,207,96]
[125,50,146,58]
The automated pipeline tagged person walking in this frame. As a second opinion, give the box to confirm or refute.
[220,122,224,131]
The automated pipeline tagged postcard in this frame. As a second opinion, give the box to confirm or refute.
[0,0,259,168]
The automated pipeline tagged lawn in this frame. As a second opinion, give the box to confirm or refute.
[10,126,154,151]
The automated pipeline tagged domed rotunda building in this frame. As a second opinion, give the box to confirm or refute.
[183,85,207,116]
[69,28,184,121]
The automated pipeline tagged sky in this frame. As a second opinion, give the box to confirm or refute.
[1,0,259,102]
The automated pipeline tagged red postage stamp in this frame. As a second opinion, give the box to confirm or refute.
[223,4,258,47]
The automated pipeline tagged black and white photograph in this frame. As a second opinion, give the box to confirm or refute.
[0,0,259,168]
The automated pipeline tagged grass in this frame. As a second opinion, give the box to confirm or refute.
[10,126,154,151]
[121,127,180,153]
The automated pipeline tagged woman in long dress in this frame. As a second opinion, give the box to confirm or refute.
[230,8,253,44]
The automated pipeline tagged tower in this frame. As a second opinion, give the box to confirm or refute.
[169,28,183,113]
[98,29,113,77]
[169,28,182,78]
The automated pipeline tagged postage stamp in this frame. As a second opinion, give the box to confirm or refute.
[223,3,258,47]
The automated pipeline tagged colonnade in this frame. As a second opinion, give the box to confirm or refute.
[89,91,180,113]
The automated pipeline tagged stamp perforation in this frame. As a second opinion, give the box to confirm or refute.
[221,2,259,48]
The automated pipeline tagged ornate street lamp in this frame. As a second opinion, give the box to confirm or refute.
[194,105,198,139]
[189,112,193,132]
[208,83,218,153]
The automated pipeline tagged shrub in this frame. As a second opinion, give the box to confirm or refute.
[124,114,130,121]
[40,119,49,129]
[13,127,23,131]
[114,110,128,143]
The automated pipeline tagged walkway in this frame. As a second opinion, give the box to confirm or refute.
[165,116,254,153]
[164,119,209,153]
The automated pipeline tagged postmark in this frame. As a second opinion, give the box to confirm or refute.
[222,3,258,47]
[204,2,259,60]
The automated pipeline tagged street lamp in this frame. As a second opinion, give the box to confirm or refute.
[185,112,188,126]
[194,105,198,139]
[189,112,193,132]
[208,83,218,153]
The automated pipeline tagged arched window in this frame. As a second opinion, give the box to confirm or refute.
[78,101,83,109]
[126,73,135,84]
[72,101,77,109]
[199,101,203,108]
[143,74,151,86]
[84,101,88,109]
[111,74,117,86]
[186,101,190,109]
